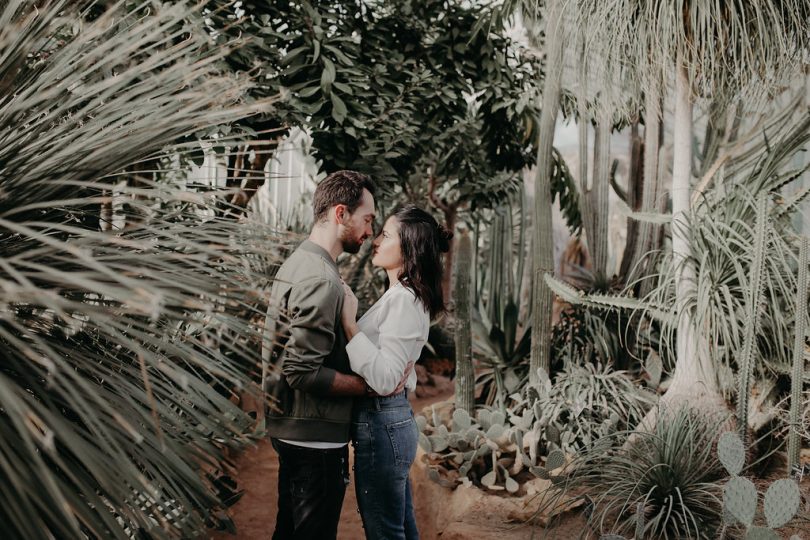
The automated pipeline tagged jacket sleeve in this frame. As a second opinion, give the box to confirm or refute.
[279,277,342,394]
[346,291,426,395]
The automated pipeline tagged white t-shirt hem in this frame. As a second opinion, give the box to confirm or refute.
[277,438,347,449]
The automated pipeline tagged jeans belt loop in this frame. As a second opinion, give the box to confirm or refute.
[373,396,382,412]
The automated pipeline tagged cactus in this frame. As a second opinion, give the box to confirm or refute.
[452,408,471,431]
[737,194,768,445]
[787,236,808,475]
[453,229,474,415]
[719,431,802,535]
[745,528,780,540]
[723,476,757,527]
[417,392,578,493]
[763,479,800,529]
[634,502,645,540]
[718,431,745,476]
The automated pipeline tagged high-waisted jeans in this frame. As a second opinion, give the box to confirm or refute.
[352,391,419,540]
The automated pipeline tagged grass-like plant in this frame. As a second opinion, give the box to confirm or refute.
[1,1,277,538]
[557,406,728,539]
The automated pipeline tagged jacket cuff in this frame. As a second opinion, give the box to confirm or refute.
[309,366,337,394]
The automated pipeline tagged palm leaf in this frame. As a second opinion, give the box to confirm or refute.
[1,2,280,538]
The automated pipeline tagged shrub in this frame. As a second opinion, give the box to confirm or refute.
[560,406,728,539]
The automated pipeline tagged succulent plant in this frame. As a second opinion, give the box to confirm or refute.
[416,396,577,493]
[718,431,746,476]
[719,431,802,535]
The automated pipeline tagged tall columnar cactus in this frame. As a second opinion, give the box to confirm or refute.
[787,236,808,474]
[737,195,768,445]
[454,229,474,414]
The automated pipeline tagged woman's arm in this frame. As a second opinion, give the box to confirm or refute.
[346,291,426,395]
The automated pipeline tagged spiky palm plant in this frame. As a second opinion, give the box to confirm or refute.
[1,2,278,538]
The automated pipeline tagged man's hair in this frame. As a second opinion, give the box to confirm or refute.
[312,170,375,222]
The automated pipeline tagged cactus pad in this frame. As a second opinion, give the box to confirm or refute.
[452,408,471,431]
[718,431,745,475]
[723,476,757,527]
[545,449,565,471]
[763,478,800,529]
[745,527,780,540]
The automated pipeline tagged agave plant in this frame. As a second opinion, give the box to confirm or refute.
[558,406,728,539]
[1,2,278,538]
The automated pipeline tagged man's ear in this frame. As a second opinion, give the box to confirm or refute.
[334,204,348,225]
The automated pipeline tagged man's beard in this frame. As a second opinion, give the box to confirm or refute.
[340,226,364,254]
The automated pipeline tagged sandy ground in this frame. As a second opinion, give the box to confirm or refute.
[206,389,454,540]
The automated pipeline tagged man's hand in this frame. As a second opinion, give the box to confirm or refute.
[367,361,415,397]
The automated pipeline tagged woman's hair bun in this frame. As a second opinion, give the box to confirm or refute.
[437,224,453,253]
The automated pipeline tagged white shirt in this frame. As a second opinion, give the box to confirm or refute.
[346,282,428,395]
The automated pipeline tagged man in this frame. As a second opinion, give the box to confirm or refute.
[263,170,377,540]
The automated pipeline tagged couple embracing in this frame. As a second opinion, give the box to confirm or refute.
[264,170,452,540]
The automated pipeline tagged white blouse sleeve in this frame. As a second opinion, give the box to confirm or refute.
[346,291,425,395]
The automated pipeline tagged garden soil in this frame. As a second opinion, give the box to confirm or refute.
[206,375,587,540]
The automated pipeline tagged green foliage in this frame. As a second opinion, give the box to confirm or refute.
[0,2,274,538]
[559,406,728,539]
[546,115,810,413]
[418,364,653,493]
[522,364,655,454]
[472,197,531,408]
[203,0,539,203]
[418,404,526,493]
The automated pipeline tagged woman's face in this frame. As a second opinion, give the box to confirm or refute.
[371,216,403,271]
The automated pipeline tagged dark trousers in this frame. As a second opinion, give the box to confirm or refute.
[271,438,349,540]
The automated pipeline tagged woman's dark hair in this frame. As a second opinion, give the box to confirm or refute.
[390,205,453,319]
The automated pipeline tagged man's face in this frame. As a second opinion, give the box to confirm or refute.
[339,189,376,254]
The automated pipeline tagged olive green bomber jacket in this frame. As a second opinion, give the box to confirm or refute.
[262,240,353,443]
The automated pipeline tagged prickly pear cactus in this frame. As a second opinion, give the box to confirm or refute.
[718,431,745,475]
[745,527,780,540]
[723,476,757,527]
[416,393,576,493]
[718,430,802,535]
[763,478,800,529]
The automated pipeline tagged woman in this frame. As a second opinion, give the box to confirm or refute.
[340,205,451,540]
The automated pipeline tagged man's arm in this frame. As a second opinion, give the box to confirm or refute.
[326,371,368,396]
[280,278,347,394]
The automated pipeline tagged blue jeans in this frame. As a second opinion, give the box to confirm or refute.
[270,438,349,540]
[352,392,419,540]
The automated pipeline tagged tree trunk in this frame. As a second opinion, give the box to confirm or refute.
[529,0,564,383]
[663,57,718,403]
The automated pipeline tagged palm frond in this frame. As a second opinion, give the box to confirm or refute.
[1,2,280,538]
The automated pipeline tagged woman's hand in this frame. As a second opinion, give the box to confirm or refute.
[341,281,360,340]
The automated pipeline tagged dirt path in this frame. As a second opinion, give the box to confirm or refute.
[208,390,453,540]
